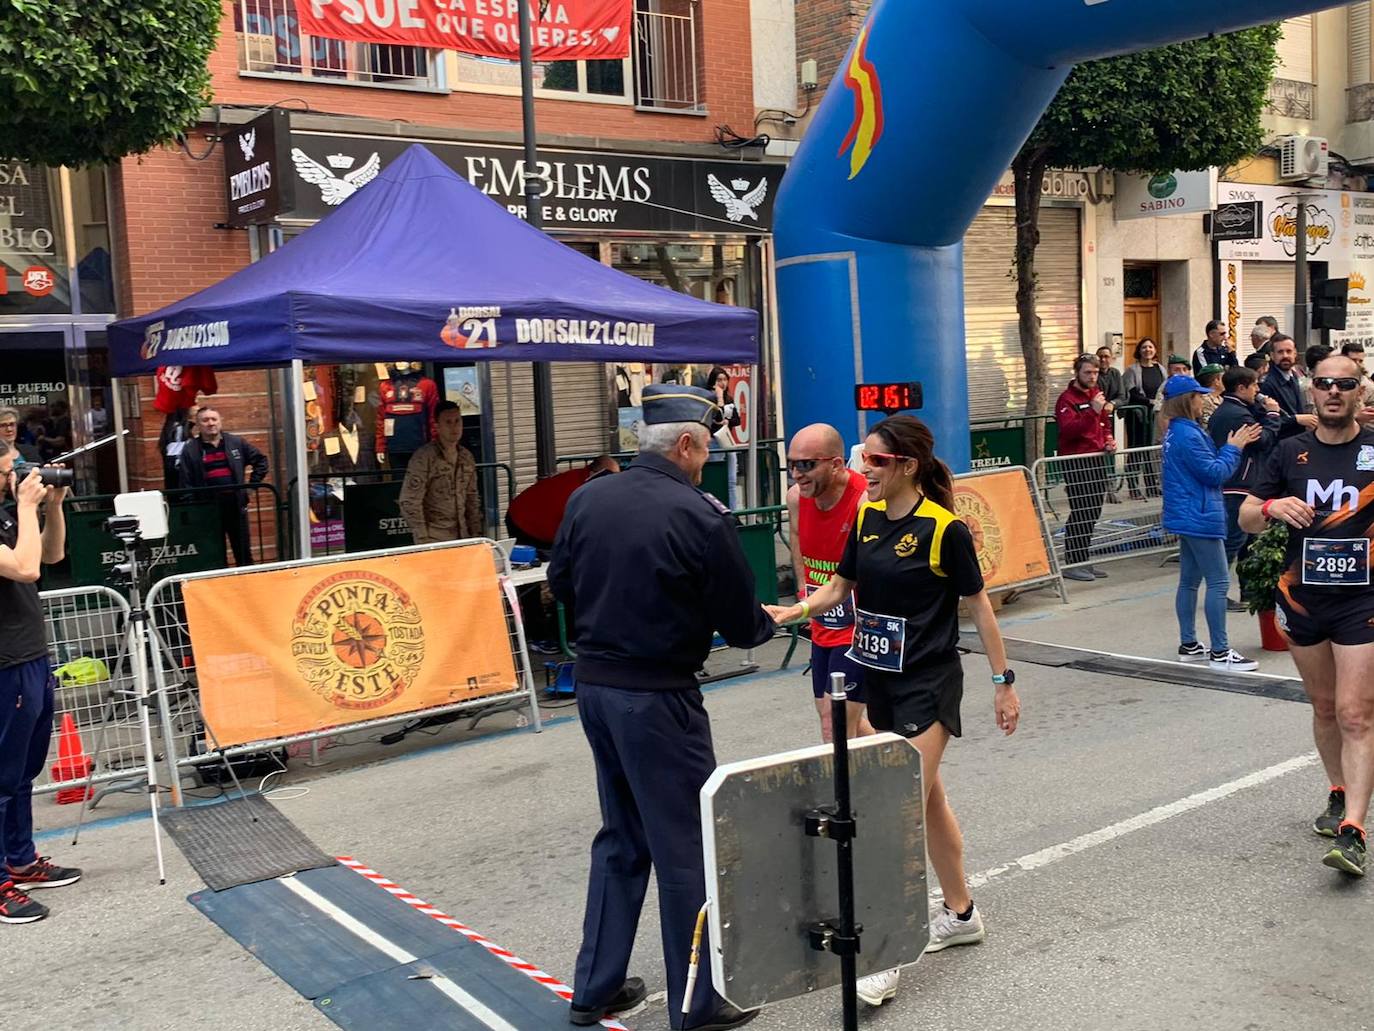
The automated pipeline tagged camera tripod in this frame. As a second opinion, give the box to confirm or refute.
[68,521,249,883]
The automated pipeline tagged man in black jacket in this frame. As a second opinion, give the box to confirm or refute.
[1210,366,1281,609]
[549,385,773,1031]
[1260,334,1318,439]
[176,406,269,566]
[1192,320,1238,375]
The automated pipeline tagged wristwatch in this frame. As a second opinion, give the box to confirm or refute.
[992,669,1016,686]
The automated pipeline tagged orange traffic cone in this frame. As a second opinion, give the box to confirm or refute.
[51,713,94,804]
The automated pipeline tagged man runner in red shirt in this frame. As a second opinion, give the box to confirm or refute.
[787,423,874,741]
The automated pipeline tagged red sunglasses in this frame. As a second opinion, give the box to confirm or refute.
[861,450,913,468]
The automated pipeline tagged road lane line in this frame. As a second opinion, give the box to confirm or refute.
[279,876,520,1031]
[954,752,1319,894]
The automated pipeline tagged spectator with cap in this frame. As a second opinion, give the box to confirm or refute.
[1160,373,1261,671]
[1196,364,1225,428]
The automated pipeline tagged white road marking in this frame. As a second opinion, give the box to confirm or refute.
[944,752,1319,896]
[279,876,520,1031]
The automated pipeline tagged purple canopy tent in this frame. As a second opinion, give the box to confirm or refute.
[107,145,764,554]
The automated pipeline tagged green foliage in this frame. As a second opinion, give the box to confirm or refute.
[0,0,222,167]
[1025,25,1282,174]
[1236,522,1289,615]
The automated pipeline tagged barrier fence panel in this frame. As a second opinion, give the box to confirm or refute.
[143,538,542,794]
[1031,446,1175,572]
[952,465,1067,601]
[36,586,146,798]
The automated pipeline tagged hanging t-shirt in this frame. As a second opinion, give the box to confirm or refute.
[153,366,219,414]
[836,497,983,671]
[376,374,439,456]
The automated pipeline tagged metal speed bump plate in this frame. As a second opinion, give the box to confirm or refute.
[700,733,927,1010]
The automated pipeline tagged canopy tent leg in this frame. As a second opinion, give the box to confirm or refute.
[112,376,129,494]
[288,360,312,559]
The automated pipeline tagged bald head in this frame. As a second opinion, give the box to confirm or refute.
[790,423,844,458]
[787,423,848,501]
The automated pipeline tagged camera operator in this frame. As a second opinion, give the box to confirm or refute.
[0,439,79,924]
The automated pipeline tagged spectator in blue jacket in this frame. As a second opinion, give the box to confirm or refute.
[1160,375,1263,672]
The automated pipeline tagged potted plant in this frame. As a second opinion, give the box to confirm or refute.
[1236,522,1290,652]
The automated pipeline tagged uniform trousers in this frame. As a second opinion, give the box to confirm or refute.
[572,681,720,1029]
[0,658,53,870]
[1063,453,1108,566]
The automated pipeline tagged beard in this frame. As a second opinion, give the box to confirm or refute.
[1317,404,1357,431]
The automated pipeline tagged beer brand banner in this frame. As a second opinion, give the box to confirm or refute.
[953,469,1052,591]
[294,0,632,62]
[183,546,517,748]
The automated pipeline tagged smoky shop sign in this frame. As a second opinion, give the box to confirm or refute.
[285,132,785,234]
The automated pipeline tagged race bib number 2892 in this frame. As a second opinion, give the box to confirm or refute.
[1302,538,1370,587]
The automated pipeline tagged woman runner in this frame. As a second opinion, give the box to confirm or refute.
[766,415,1020,1007]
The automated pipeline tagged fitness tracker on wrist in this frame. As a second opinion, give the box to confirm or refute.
[992,669,1015,686]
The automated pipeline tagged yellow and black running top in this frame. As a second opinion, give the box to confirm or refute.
[836,496,983,671]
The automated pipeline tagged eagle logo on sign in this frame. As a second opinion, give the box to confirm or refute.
[239,128,256,162]
[706,174,768,222]
[291,148,382,206]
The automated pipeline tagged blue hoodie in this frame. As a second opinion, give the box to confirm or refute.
[1161,418,1242,539]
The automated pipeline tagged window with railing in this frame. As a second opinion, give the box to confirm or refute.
[1268,14,1314,119]
[451,50,631,102]
[235,0,442,89]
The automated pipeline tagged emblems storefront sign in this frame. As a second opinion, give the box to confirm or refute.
[285,130,784,234]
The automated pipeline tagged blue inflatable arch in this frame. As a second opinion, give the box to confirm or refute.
[774,0,1336,469]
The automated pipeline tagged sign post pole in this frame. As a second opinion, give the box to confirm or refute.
[518,0,557,480]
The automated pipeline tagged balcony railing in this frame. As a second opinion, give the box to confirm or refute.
[235,0,440,89]
[635,2,702,113]
[1267,77,1315,120]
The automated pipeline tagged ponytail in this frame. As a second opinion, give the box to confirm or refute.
[869,415,954,508]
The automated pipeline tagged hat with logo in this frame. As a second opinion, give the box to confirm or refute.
[641,384,724,433]
[1162,374,1212,400]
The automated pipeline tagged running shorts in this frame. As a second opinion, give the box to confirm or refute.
[810,642,867,703]
[864,655,963,739]
[1275,590,1374,648]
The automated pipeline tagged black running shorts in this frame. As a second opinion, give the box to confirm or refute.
[864,655,964,739]
[1276,590,1374,648]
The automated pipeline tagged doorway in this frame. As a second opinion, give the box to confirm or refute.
[1123,263,1161,364]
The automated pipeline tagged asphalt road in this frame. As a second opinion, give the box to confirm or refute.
[8,612,1372,1031]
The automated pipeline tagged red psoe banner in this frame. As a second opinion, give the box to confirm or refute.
[294,0,633,61]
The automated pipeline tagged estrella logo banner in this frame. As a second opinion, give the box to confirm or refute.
[838,25,884,180]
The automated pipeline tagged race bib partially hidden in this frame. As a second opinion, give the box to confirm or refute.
[846,608,906,672]
[1302,537,1370,587]
[806,582,855,630]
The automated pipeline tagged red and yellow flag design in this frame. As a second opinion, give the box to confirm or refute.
[837,25,884,180]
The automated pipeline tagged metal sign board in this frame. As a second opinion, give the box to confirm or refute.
[701,734,927,1011]
[224,109,295,227]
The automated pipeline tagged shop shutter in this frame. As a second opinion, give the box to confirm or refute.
[1351,4,1372,87]
[1277,15,1314,83]
[490,361,610,502]
[964,205,1082,422]
[1238,262,1298,359]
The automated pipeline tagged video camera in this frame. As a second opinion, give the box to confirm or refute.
[13,461,74,489]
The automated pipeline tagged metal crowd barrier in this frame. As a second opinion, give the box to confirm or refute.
[35,586,145,798]
[1031,445,1175,572]
[141,538,542,799]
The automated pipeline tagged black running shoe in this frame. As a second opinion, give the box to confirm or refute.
[569,977,648,1026]
[1314,789,1346,838]
[1322,826,1367,877]
[0,881,48,924]
[7,856,82,890]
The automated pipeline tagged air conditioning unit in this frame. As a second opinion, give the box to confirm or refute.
[1278,135,1329,182]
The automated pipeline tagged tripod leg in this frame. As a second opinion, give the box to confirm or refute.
[71,626,134,846]
[144,621,188,807]
[130,618,167,885]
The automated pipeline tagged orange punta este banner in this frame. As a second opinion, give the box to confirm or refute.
[294,0,633,62]
[182,546,518,749]
[953,470,1052,591]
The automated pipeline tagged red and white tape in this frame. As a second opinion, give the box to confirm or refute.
[336,856,630,1031]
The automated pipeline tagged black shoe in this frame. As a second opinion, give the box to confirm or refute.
[1322,825,1367,877]
[569,977,648,1026]
[6,856,82,890]
[1226,598,1247,613]
[686,1004,760,1031]
[0,881,48,924]
[1091,567,1108,579]
[1314,789,1346,838]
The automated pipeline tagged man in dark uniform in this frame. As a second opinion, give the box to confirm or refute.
[549,385,775,1030]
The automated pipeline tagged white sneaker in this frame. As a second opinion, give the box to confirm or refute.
[925,904,987,953]
[1208,648,1258,672]
[855,967,899,1006]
